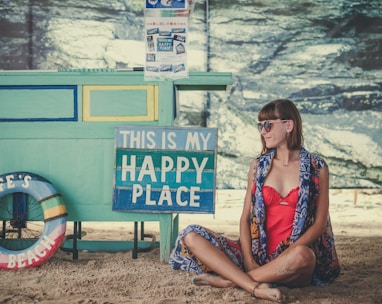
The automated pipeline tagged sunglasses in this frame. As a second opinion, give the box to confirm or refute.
[257,119,288,132]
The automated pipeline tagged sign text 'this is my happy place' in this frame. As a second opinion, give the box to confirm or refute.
[113,126,218,214]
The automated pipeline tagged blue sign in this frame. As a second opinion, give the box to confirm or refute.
[146,0,186,9]
[113,126,218,213]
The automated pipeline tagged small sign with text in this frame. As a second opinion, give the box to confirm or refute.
[113,126,217,213]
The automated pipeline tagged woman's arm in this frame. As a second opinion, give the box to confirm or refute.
[290,165,330,248]
[239,159,260,271]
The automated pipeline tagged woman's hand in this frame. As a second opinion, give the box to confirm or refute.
[244,258,260,273]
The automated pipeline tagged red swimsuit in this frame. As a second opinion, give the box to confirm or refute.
[262,185,299,255]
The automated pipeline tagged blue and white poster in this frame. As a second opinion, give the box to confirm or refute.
[144,0,195,80]
[144,14,188,80]
[113,126,218,213]
[146,0,186,9]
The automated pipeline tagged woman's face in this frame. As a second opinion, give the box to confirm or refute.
[258,119,289,148]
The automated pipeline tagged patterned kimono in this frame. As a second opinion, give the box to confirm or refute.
[169,148,341,286]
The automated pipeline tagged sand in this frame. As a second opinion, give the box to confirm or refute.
[0,189,381,304]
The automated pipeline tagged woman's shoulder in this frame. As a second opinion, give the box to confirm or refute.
[249,157,259,172]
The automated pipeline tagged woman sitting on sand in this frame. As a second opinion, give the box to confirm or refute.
[169,99,341,302]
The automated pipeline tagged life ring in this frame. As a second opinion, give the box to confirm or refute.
[0,172,67,270]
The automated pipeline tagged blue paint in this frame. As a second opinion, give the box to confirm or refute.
[115,126,217,150]
[113,126,218,213]
[0,85,78,122]
[115,169,215,189]
[113,188,214,213]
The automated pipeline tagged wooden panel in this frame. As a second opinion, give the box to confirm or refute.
[0,85,77,122]
[82,85,157,121]
[113,126,218,213]
[0,71,232,261]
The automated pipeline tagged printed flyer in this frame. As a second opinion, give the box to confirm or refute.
[144,0,195,80]
[145,16,188,80]
[146,0,187,9]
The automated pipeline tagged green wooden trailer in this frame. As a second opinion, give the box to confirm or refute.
[0,70,232,268]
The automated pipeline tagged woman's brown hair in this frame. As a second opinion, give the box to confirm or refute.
[258,99,303,154]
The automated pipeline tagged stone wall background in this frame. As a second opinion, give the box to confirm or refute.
[0,0,381,188]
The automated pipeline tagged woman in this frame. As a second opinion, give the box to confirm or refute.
[169,99,340,302]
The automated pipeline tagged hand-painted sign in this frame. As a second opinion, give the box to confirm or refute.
[113,126,217,213]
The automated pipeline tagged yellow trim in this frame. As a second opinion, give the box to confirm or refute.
[43,205,67,221]
[154,85,159,121]
[82,85,158,122]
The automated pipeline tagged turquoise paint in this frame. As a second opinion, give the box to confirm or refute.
[89,89,147,116]
[113,126,217,213]
[115,149,216,170]
[0,71,232,261]
[115,125,218,150]
[0,85,77,121]
[114,169,216,189]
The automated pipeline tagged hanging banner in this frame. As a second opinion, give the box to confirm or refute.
[113,126,218,213]
[144,1,195,80]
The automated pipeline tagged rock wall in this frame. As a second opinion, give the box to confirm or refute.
[0,0,381,188]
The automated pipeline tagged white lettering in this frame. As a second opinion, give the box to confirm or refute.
[17,252,26,268]
[146,131,156,149]
[176,186,188,206]
[22,175,32,188]
[5,235,57,269]
[34,243,47,257]
[192,157,208,184]
[185,132,212,150]
[0,174,33,192]
[185,132,200,150]
[161,131,177,149]
[176,157,189,183]
[122,155,136,181]
[158,185,172,206]
[27,249,39,265]
[200,132,211,150]
[120,130,158,149]
[167,132,177,149]
[138,156,157,182]
[6,175,15,189]
[132,184,143,203]
[120,154,210,184]
[145,184,156,205]
[129,131,141,148]
[7,254,16,268]
[161,156,174,182]
[120,130,130,148]
[40,235,55,251]
[189,187,201,207]
[131,185,202,208]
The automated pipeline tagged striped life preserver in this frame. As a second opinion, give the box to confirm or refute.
[0,172,67,270]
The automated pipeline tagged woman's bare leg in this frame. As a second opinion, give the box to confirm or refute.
[183,232,283,302]
[192,274,280,301]
[192,273,235,288]
[247,245,316,287]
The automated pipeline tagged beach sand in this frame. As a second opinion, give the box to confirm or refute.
[0,189,381,304]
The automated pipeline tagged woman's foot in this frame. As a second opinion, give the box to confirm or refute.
[192,274,284,302]
[191,273,235,288]
[254,283,284,303]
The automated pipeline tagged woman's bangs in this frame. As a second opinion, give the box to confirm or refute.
[258,105,279,121]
